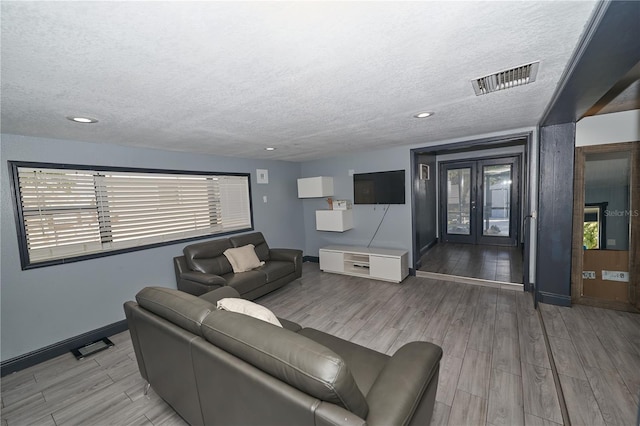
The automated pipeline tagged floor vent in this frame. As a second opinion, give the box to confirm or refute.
[71,337,114,360]
[472,61,540,95]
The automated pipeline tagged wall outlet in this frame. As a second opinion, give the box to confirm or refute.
[602,270,629,282]
[263,196,268,203]
[582,271,596,279]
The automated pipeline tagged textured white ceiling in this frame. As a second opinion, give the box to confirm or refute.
[1,1,598,162]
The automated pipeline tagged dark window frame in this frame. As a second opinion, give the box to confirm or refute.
[9,161,254,270]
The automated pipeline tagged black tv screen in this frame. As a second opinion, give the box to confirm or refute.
[353,170,405,204]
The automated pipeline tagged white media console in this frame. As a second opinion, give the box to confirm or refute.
[319,245,409,283]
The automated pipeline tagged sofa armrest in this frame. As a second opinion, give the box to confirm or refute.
[270,248,303,275]
[314,401,367,426]
[199,286,241,304]
[182,271,227,286]
[269,248,302,262]
[365,342,442,426]
[178,271,227,296]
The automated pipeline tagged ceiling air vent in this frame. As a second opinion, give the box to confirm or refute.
[472,61,540,96]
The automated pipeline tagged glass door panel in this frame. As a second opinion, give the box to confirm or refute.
[440,156,520,246]
[447,168,472,235]
[441,162,477,244]
[481,164,512,237]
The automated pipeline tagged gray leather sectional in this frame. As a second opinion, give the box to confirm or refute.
[124,286,443,426]
[173,232,302,299]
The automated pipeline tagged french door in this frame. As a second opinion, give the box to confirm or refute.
[440,156,520,246]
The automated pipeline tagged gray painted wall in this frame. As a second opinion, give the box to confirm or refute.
[0,134,304,361]
[300,146,412,258]
[1,125,537,361]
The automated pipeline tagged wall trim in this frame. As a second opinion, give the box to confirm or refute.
[537,291,572,307]
[419,239,438,257]
[1,320,128,377]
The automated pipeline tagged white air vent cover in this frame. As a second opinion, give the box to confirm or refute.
[472,62,540,96]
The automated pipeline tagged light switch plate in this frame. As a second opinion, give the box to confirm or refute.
[256,169,269,184]
[602,270,629,282]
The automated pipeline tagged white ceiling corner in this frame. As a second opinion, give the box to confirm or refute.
[1,1,599,162]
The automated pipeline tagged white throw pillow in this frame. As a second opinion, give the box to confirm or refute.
[216,298,283,327]
[223,244,265,273]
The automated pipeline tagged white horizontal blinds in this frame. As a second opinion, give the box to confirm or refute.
[17,168,102,262]
[15,166,252,264]
[96,172,222,249]
[218,175,252,231]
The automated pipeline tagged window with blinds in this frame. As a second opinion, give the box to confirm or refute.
[10,162,253,268]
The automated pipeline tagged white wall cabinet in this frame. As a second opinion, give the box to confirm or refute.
[297,176,334,198]
[315,210,353,232]
[319,245,409,283]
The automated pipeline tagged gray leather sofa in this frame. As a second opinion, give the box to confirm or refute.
[124,286,443,426]
[173,232,302,299]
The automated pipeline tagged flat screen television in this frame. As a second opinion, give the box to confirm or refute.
[353,170,405,204]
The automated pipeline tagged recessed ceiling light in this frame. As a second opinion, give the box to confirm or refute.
[265,147,276,151]
[413,112,434,118]
[67,116,98,124]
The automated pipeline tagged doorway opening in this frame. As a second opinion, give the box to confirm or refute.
[411,134,532,287]
[571,141,639,311]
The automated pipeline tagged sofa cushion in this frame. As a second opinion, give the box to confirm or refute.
[298,328,389,396]
[199,287,302,332]
[257,260,295,282]
[183,238,234,276]
[217,298,282,327]
[229,232,270,261]
[223,244,265,273]
[136,287,216,336]
[222,270,267,295]
[201,310,369,418]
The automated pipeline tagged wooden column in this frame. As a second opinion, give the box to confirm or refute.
[535,123,575,306]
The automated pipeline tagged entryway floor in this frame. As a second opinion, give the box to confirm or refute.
[419,243,523,284]
[539,302,640,425]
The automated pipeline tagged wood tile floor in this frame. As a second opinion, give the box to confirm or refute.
[2,262,632,426]
[419,243,524,284]
[0,330,186,426]
[539,302,640,426]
